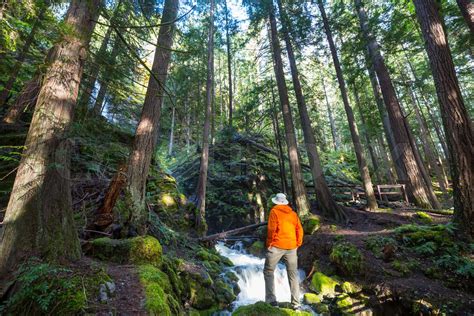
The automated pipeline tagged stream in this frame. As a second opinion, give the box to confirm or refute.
[215,241,317,314]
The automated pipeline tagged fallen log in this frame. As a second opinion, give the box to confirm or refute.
[199,222,267,242]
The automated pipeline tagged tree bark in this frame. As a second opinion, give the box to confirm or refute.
[0,0,99,276]
[413,0,474,240]
[0,7,45,107]
[2,72,42,124]
[355,0,439,209]
[277,0,344,220]
[270,81,289,195]
[322,76,340,151]
[268,4,310,216]
[168,104,175,156]
[224,0,233,127]
[456,0,474,34]
[318,0,377,210]
[122,0,179,234]
[195,0,214,236]
[353,83,382,183]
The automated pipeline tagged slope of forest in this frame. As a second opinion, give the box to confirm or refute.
[0,0,473,315]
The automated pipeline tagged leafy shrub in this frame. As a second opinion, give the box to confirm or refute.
[1,261,86,314]
[365,236,397,258]
[330,242,364,275]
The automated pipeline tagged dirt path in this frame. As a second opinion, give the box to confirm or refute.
[94,264,147,315]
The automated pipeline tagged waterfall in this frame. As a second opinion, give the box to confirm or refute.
[216,241,314,313]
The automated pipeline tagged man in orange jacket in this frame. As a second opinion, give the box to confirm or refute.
[264,193,304,308]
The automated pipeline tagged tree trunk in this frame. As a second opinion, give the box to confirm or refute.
[413,0,474,240]
[168,104,175,156]
[195,0,214,236]
[2,72,42,124]
[78,26,113,108]
[353,84,382,183]
[0,0,99,276]
[224,0,233,127]
[268,4,310,216]
[355,0,439,209]
[185,94,191,153]
[456,0,474,34]
[377,134,395,183]
[277,0,344,220]
[120,0,179,234]
[0,7,44,107]
[322,76,340,151]
[318,0,377,210]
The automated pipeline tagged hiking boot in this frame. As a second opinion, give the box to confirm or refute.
[269,301,278,307]
[291,304,302,311]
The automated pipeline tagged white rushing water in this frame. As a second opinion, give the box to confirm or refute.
[215,241,308,310]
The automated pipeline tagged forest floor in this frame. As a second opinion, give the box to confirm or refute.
[298,205,474,314]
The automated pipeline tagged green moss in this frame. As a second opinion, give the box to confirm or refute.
[196,248,222,263]
[232,301,312,315]
[1,260,110,315]
[302,214,320,235]
[330,242,363,275]
[310,272,339,297]
[415,211,433,224]
[248,241,265,256]
[341,281,361,294]
[391,259,419,276]
[138,264,181,315]
[364,236,397,258]
[335,293,354,315]
[303,293,321,304]
[88,236,162,266]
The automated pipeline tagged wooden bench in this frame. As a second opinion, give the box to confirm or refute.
[376,184,408,203]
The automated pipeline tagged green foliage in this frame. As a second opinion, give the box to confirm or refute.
[364,236,397,258]
[330,242,364,275]
[391,259,419,276]
[232,301,312,316]
[0,259,110,315]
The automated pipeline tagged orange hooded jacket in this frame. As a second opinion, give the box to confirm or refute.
[266,204,304,250]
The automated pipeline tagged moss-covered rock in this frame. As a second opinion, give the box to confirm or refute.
[329,242,363,275]
[303,293,321,304]
[88,236,162,266]
[248,241,265,257]
[232,301,312,315]
[335,293,354,315]
[340,281,361,294]
[301,214,320,235]
[310,272,339,297]
[138,264,182,315]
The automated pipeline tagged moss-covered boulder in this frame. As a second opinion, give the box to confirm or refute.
[303,293,321,304]
[88,236,162,266]
[248,241,265,257]
[301,214,320,235]
[329,242,363,275]
[340,281,362,294]
[232,301,312,315]
[138,264,182,315]
[335,294,354,315]
[310,272,339,297]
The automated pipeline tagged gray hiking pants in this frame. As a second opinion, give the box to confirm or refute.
[263,246,299,305]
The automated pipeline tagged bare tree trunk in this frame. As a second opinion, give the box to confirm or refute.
[413,0,474,240]
[0,7,45,107]
[322,76,340,151]
[277,0,344,220]
[224,0,233,127]
[78,26,113,108]
[2,72,41,124]
[185,94,191,153]
[118,0,179,234]
[377,134,395,183]
[195,0,214,236]
[168,104,175,156]
[318,0,377,210]
[355,0,439,209]
[457,0,474,33]
[0,0,99,276]
[268,4,310,216]
[353,84,382,183]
